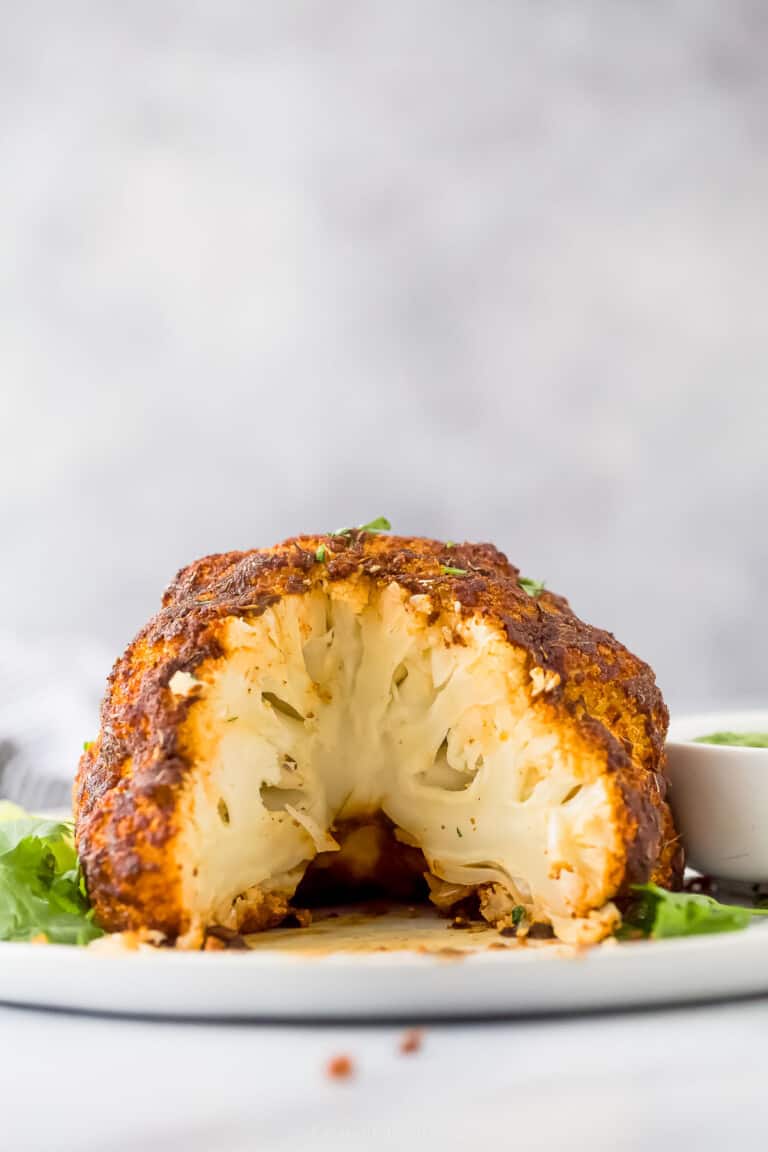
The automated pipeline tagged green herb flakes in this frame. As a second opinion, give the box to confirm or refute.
[518,576,545,597]
[331,516,392,537]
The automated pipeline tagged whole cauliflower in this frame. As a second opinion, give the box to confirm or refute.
[75,533,681,947]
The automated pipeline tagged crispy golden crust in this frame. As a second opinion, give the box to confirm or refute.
[75,534,681,937]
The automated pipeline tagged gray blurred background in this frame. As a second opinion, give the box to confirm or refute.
[2,0,767,721]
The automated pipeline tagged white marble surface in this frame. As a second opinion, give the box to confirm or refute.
[3,996,767,1151]
[1,1,767,711]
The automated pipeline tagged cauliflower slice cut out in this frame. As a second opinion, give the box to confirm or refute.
[178,581,624,944]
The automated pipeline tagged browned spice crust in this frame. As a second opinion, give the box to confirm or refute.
[74,533,682,938]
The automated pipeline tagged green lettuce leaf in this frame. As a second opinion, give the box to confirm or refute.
[0,809,102,945]
[620,883,768,940]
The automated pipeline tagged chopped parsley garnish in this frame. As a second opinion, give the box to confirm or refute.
[225,716,238,723]
[332,516,392,537]
[619,883,768,940]
[82,741,92,752]
[0,806,103,945]
[440,565,467,576]
[511,905,525,927]
[316,518,392,561]
[456,826,463,838]
[518,576,545,597]
[693,731,768,749]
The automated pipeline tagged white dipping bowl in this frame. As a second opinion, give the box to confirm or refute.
[666,710,768,882]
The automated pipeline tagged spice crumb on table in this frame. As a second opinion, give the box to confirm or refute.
[326,1055,355,1081]
[399,1029,423,1055]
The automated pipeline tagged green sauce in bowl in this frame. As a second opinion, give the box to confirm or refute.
[694,731,768,748]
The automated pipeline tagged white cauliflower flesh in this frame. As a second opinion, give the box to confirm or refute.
[177,580,622,945]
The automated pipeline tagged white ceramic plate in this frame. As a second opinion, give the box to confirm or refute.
[2,907,768,1019]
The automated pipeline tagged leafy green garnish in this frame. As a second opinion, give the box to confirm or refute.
[456,826,463,838]
[440,565,467,576]
[331,517,392,537]
[0,811,102,945]
[315,544,327,563]
[693,731,768,749]
[511,905,525,927]
[518,576,545,597]
[619,883,768,940]
[82,740,92,752]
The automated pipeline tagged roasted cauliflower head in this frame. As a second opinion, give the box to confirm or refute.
[75,533,681,948]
